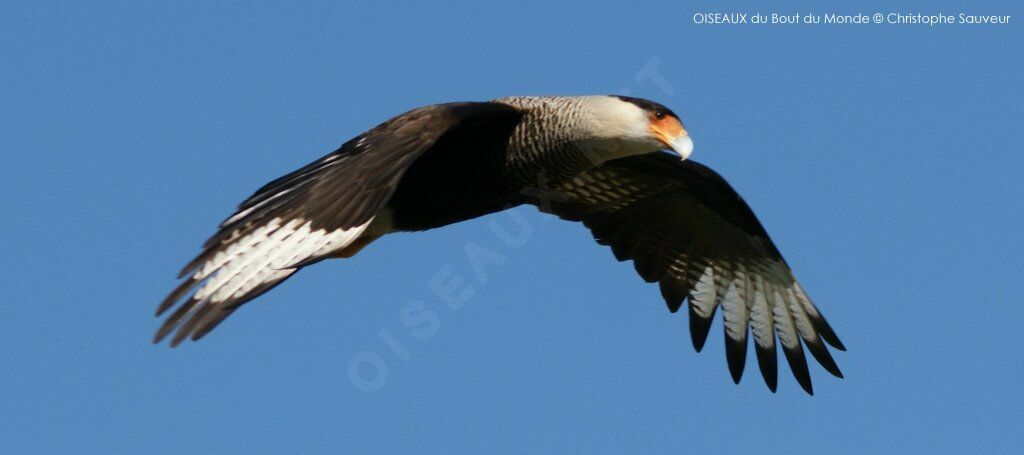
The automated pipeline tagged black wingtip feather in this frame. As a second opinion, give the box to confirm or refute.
[815,319,846,351]
[755,342,778,392]
[805,338,844,378]
[157,277,199,317]
[781,342,814,395]
[725,334,747,384]
[153,297,204,344]
[191,308,235,342]
[660,279,689,313]
[688,303,716,352]
[176,263,194,280]
[171,301,217,347]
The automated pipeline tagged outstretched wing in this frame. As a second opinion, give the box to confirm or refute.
[536,152,845,394]
[156,102,523,346]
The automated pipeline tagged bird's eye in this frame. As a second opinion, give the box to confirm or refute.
[653,111,666,120]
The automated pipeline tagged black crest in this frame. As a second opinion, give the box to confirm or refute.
[614,95,678,119]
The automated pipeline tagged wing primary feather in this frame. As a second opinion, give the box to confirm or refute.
[725,333,748,384]
[660,276,689,313]
[781,339,813,395]
[805,338,843,379]
[812,316,846,352]
[794,283,846,351]
[754,336,778,392]
[688,301,716,352]
[721,274,749,384]
[786,286,844,379]
[190,308,236,342]
[172,301,216,347]
[751,276,778,392]
[687,264,718,351]
[157,276,201,316]
[191,270,294,340]
[778,289,814,395]
[153,296,206,344]
[219,270,297,311]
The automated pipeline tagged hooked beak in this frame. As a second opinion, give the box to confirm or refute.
[651,121,693,160]
[668,135,693,160]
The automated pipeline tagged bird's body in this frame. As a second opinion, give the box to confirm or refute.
[387,96,676,231]
[157,95,844,394]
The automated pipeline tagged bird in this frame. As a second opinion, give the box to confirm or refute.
[156,95,844,394]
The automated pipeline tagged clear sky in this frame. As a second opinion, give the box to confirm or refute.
[2,0,1022,453]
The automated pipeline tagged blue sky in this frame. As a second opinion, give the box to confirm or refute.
[2,0,1022,453]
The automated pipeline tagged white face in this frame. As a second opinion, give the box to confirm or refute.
[580,96,693,162]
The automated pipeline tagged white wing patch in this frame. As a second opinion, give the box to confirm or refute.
[190,217,372,304]
[721,273,749,342]
[749,275,774,349]
[690,265,717,318]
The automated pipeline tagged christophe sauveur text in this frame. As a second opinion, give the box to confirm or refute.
[693,12,1012,25]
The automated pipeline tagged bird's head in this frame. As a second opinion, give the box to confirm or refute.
[581,95,693,162]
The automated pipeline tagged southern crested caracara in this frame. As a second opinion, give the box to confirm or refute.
[157,96,844,394]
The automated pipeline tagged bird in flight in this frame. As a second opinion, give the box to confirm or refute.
[157,95,844,394]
